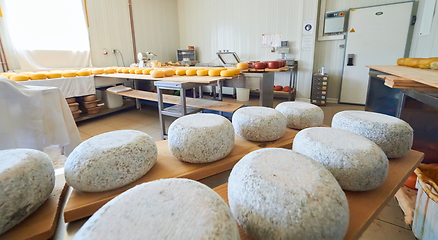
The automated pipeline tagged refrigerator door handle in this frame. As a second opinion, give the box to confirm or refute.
[347,54,354,66]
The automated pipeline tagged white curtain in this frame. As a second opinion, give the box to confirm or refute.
[2,0,91,71]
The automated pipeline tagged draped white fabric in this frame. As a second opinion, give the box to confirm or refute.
[2,0,91,71]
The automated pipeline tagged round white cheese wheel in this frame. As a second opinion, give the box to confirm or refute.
[293,127,388,191]
[275,101,324,129]
[0,149,55,235]
[65,130,157,192]
[232,106,286,141]
[331,111,413,158]
[74,179,240,240]
[228,148,349,240]
[168,113,234,163]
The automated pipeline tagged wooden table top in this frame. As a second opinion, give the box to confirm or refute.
[367,65,438,89]
[96,73,231,84]
[213,149,424,240]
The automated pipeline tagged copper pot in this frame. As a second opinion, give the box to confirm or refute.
[268,61,280,69]
[254,62,267,69]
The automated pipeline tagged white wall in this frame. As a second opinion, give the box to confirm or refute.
[177,0,318,99]
[409,0,438,57]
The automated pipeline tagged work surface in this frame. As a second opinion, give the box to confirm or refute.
[96,73,230,84]
[214,149,424,240]
[367,65,438,89]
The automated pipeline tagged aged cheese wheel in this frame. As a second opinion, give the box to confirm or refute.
[47,72,62,79]
[208,69,221,76]
[30,73,47,80]
[228,68,241,75]
[228,148,349,240]
[431,61,438,70]
[104,68,116,74]
[168,113,234,163]
[273,85,283,91]
[176,69,186,76]
[10,74,30,81]
[397,58,406,66]
[197,69,209,76]
[404,58,424,68]
[293,127,389,191]
[332,110,413,158]
[0,149,55,235]
[232,106,286,141]
[133,68,143,74]
[77,70,91,76]
[275,101,324,129]
[164,69,175,77]
[186,68,197,76]
[142,68,153,75]
[150,70,165,78]
[63,71,77,78]
[220,70,234,77]
[74,179,239,240]
[64,130,157,192]
[236,62,249,69]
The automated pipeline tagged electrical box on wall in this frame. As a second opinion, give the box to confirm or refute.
[324,11,346,34]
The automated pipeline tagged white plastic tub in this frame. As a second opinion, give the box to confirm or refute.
[103,86,124,108]
[236,88,250,101]
[413,164,438,240]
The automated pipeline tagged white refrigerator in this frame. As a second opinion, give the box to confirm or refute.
[339,2,414,105]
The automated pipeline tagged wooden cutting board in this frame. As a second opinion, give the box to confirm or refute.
[213,150,424,240]
[63,128,299,222]
[367,65,438,88]
[0,173,68,240]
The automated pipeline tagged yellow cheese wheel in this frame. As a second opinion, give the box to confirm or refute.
[77,70,91,76]
[404,58,425,68]
[164,69,175,77]
[1,72,17,79]
[122,68,130,74]
[186,69,197,76]
[19,72,33,77]
[236,63,249,69]
[431,61,438,70]
[129,68,136,74]
[47,72,63,79]
[117,68,125,73]
[104,68,116,74]
[176,69,186,76]
[208,69,221,76]
[142,68,153,75]
[197,69,208,76]
[220,70,235,77]
[418,59,438,69]
[10,74,30,81]
[63,71,77,78]
[30,73,47,80]
[131,66,138,68]
[134,69,144,74]
[396,58,406,66]
[150,70,165,78]
[227,68,241,75]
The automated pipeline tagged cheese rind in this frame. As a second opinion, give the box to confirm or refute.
[64,130,157,192]
[275,101,323,129]
[293,127,389,191]
[228,148,349,240]
[0,149,55,235]
[74,179,240,240]
[232,106,286,141]
[168,113,234,163]
[331,110,413,158]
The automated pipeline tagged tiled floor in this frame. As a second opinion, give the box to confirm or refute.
[74,95,416,240]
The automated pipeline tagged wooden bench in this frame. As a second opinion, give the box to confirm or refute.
[111,89,243,113]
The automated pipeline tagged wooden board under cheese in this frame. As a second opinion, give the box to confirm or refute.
[367,65,438,88]
[63,128,299,222]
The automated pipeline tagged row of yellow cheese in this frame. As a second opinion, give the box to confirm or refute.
[397,57,438,69]
[0,68,109,81]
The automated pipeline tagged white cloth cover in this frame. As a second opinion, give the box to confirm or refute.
[0,77,81,156]
[19,76,96,98]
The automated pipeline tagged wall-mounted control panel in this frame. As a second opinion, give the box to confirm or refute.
[324,11,346,34]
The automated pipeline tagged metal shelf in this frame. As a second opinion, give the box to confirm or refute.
[74,99,136,122]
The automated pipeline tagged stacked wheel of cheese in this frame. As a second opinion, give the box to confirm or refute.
[64,130,157,192]
[0,149,55,235]
[74,179,240,239]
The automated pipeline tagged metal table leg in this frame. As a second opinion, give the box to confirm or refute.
[156,87,166,140]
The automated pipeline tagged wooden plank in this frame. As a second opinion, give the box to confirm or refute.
[0,174,68,240]
[63,128,300,222]
[213,150,424,240]
[113,89,243,113]
[368,65,438,89]
[384,80,436,90]
[97,73,231,84]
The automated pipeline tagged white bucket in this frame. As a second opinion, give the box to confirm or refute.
[103,88,123,108]
[236,88,250,101]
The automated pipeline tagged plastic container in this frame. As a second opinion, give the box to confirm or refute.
[103,87,124,108]
[413,164,438,240]
[236,88,250,101]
